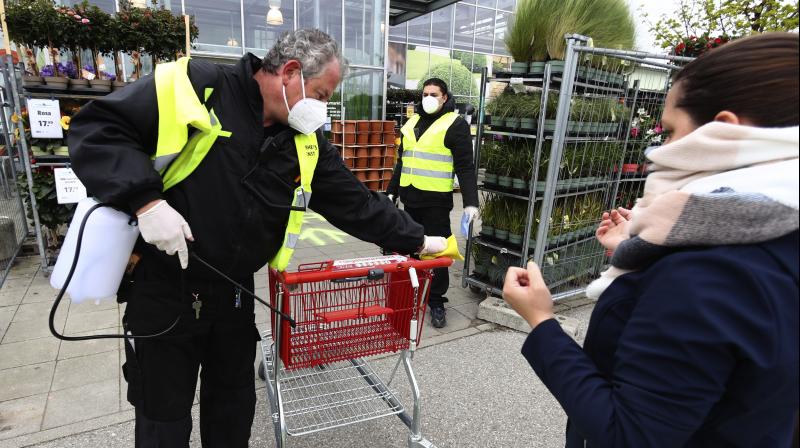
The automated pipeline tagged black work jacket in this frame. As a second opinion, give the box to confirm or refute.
[386,97,479,210]
[68,54,424,280]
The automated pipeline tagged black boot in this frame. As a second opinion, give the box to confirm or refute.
[430,306,447,329]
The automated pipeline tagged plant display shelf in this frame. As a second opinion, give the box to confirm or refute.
[479,180,606,199]
[475,227,596,254]
[23,89,113,100]
[483,129,621,143]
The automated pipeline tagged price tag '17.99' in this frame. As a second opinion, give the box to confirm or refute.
[26,99,64,139]
[54,168,88,204]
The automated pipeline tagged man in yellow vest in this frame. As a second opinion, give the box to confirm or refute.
[386,79,479,328]
[68,30,446,447]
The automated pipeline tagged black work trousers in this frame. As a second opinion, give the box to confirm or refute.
[404,206,452,308]
[122,261,260,448]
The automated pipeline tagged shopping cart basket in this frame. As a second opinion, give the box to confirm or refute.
[258,255,452,448]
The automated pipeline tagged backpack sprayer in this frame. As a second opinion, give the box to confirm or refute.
[49,197,295,342]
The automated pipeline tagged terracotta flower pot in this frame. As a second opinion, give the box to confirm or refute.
[369,157,382,168]
[355,158,369,168]
[332,121,343,133]
[344,158,355,168]
[622,163,639,174]
[369,120,383,132]
[385,146,396,157]
[383,156,395,168]
[368,147,382,157]
[344,134,356,144]
[383,132,396,144]
[355,171,368,181]
[357,133,369,144]
[367,170,380,181]
[332,133,343,144]
[344,121,357,133]
[369,133,382,144]
[356,121,370,132]
[340,147,355,158]
[365,180,380,191]
[355,147,369,158]
[381,170,393,180]
[383,121,395,132]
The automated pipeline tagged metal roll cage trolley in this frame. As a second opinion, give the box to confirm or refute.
[258,255,451,448]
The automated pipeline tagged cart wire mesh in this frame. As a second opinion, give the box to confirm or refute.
[261,333,405,437]
[269,263,432,369]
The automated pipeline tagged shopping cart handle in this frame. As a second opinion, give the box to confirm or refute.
[331,269,385,283]
[279,257,453,284]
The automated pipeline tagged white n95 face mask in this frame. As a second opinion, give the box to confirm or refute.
[422,95,441,114]
[284,70,328,135]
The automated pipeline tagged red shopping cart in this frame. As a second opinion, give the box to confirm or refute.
[259,255,451,448]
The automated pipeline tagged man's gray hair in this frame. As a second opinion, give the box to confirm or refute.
[262,29,349,79]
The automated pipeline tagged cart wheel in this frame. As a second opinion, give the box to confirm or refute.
[258,362,266,381]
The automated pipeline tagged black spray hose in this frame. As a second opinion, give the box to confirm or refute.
[49,203,295,342]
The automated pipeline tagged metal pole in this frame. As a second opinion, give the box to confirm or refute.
[520,63,552,266]
[3,58,47,270]
[531,35,584,266]
[608,79,639,208]
[462,66,487,288]
[575,46,694,63]
[0,87,27,233]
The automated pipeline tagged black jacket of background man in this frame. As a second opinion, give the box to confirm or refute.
[386,97,479,210]
[68,53,424,280]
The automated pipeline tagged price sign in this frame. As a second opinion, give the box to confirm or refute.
[54,168,87,204]
[26,99,64,139]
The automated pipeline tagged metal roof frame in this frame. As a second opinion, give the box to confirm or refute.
[389,0,461,26]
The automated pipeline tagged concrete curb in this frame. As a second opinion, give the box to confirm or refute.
[477,297,582,339]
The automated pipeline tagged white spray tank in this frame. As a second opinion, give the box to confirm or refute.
[50,197,140,304]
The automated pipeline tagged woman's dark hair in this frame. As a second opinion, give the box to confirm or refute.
[423,78,449,98]
[672,32,798,127]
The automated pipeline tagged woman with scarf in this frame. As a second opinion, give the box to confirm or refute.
[503,33,798,447]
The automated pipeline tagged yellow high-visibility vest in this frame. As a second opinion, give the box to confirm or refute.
[399,112,458,192]
[153,57,319,271]
[268,133,319,271]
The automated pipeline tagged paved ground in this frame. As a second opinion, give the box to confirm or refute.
[0,194,596,447]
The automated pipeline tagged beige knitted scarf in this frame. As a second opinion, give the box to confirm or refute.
[586,122,799,299]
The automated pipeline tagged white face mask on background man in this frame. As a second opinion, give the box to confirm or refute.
[422,95,442,115]
[284,70,328,135]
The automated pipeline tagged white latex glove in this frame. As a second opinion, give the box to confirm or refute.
[460,206,479,236]
[137,200,194,269]
[419,236,447,255]
[463,206,479,223]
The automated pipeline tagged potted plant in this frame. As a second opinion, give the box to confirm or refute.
[16,169,76,261]
[481,140,500,186]
[479,198,495,238]
[518,93,540,130]
[36,0,73,87]
[6,0,43,85]
[497,143,514,189]
[507,201,526,247]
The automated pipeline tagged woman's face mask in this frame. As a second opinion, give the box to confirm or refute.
[283,70,328,135]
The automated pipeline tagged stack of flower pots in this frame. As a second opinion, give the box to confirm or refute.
[330,120,397,191]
